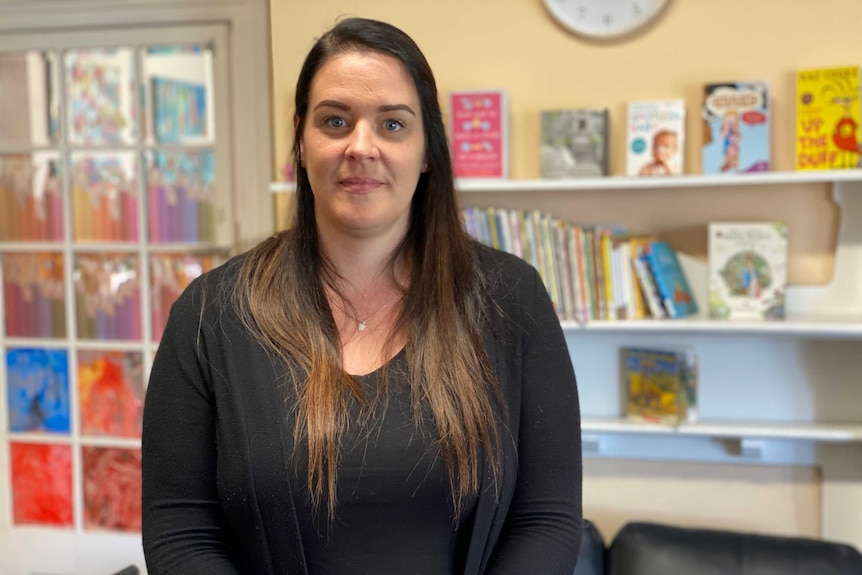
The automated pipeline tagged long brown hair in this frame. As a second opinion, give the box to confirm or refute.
[233,17,501,518]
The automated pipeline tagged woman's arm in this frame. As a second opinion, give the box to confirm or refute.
[487,265,583,574]
[141,284,240,575]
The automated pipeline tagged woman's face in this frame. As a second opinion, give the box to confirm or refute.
[300,50,427,242]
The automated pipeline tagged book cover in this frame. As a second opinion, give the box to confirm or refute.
[642,241,698,318]
[708,222,788,320]
[622,346,698,425]
[702,81,770,174]
[540,109,609,178]
[449,89,509,179]
[626,99,686,176]
[796,66,861,170]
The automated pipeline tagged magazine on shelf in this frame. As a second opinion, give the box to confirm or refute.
[449,89,509,179]
[702,81,770,174]
[540,108,609,178]
[708,222,788,320]
[622,345,698,425]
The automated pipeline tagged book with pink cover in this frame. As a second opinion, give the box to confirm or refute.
[449,90,509,179]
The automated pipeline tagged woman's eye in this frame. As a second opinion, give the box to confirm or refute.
[325,116,347,129]
[383,119,404,132]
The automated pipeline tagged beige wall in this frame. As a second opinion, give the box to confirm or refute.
[268,0,860,539]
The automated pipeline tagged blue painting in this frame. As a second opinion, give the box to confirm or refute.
[152,76,207,144]
[6,348,70,433]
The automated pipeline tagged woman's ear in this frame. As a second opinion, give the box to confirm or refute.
[294,116,305,167]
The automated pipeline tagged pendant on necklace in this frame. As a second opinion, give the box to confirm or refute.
[358,321,367,332]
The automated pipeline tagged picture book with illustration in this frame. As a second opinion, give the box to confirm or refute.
[626,99,685,176]
[641,241,698,318]
[449,89,509,179]
[702,81,770,174]
[708,222,788,320]
[622,346,698,425]
[796,65,861,170]
[540,109,609,178]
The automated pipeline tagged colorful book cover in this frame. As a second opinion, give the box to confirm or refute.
[702,81,770,174]
[540,109,609,178]
[626,99,686,176]
[796,66,861,170]
[622,346,698,425]
[708,222,788,320]
[642,241,698,318]
[449,89,509,179]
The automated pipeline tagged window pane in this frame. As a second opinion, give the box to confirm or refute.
[77,350,144,438]
[0,51,60,148]
[142,45,215,145]
[73,252,141,340]
[0,153,64,242]
[2,252,66,339]
[70,151,139,242]
[145,149,216,243]
[64,48,137,146]
[150,251,222,341]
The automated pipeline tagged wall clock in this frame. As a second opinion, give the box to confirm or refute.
[543,0,671,40]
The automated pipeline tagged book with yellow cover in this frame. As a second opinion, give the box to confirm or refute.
[796,66,861,170]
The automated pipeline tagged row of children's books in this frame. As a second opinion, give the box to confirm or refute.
[461,207,789,322]
[450,65,862,179]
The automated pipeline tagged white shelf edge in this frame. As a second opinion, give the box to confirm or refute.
[560,315,862,337]
[581,417,862,443]
[269,169,862,194]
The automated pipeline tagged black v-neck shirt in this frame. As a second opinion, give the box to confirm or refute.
[290,348,478,574]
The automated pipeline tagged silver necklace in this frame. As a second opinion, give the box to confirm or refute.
[331,296,395,332]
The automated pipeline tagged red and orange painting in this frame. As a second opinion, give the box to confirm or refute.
[82,446,142,532]
[77,350,144,438]
[11,442,73,527]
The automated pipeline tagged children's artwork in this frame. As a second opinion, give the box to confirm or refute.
[150,253,221,341]
[449,90,509,178]
[78,350,145,438]
[3,252,66,339]
[702,81,770,174]
[146,150,217,243]
[64,48,135,145]
[70,152,139,242]
[152,76,208,143]
[11,442,73,527]
[74,253,141,340]
[82,447,142,532]
[796,66,861,170]
[540,109,609,178]
[0,153,64,241]
[622,346,698,425]
[6,347,70,433]
[626,100,686,176]
[708,222,788,320]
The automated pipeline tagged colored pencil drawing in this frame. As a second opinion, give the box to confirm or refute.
[70,152,138,242]
[3,252,66,339]
[0,153,64,241]
[82,447,142,532]
[150,253,220,340]
[65,48,135,145]
[73,253,141,340]
[6,347,70,433]
[146,150,216,242]
[11,442,73,527]
[78,350,145,438]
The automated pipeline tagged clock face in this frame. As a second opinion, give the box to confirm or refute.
[543,0,670,40]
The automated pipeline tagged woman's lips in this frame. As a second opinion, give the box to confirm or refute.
[339,177,383,192]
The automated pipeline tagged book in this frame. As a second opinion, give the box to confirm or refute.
[708,222,788,320]
[642,241,698,318]
[626,99,686,176]
[796,66,862,170]
[622,346,698,425]
[702,81,770,174]
[540,109,609,178]
[449,89,509,179]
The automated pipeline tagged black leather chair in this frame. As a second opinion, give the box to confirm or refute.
[575,519,607,575]
[608,522,862,575]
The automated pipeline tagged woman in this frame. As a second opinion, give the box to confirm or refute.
[142,17,582,574]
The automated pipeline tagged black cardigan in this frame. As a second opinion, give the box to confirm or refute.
[142,243,583,574]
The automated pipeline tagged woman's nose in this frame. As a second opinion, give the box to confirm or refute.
[345,121,379,161]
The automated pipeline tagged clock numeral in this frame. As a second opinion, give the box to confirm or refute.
[633,3,642,17]
[578,6,587,19]
[603,12,614,26]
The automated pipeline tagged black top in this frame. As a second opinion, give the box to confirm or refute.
[291,349,477,574]
[142,242,582,575]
